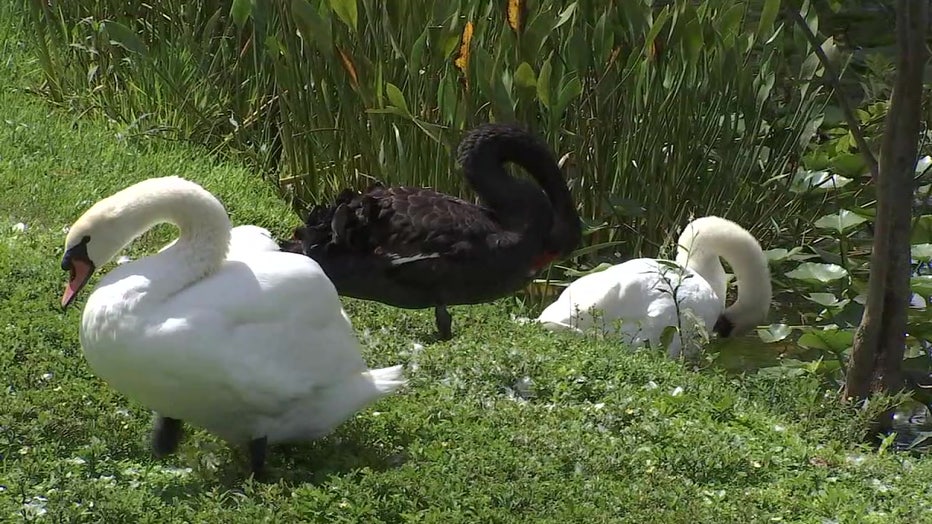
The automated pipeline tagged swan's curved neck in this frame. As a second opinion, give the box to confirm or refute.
[674,217,771,333]
[457,126,581,253]
[104,178,232,299]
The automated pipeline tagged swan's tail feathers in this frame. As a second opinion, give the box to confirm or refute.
[363,364,407,395]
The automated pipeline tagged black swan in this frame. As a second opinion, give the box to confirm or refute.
[281,122,582,340]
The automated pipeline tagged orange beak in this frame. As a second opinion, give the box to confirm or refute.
[62,259,94,309]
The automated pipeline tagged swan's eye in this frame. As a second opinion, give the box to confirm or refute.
[62,235,92,271]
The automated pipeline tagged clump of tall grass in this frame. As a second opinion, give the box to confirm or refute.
[24,0,830,258]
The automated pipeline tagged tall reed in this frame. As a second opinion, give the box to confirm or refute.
[24,0,829,257]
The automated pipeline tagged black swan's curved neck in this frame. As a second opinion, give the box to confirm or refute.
[457,123,581,255]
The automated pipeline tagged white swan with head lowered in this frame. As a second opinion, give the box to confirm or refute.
[60,176,405,476]
[536,216,771,358]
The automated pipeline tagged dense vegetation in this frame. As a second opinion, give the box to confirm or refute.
[3,0,932,521]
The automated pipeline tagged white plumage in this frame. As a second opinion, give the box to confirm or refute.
[60,176,405,474]
[537,216,771,358]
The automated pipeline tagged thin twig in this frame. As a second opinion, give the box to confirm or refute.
[786,6,880,181]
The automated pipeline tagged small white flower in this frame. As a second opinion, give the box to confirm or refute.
[670,386,684,396]
[845,453,866,466]
[23,496,48,517]
[773,424,785,432]
[40,372,53,381]
[646,380,659,390]
[11,222,26,233]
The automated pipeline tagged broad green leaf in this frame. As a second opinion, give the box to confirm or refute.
[329,0,358,32]
[813,210,868,234]
[911,276,932,298]
[912,244,932,262]
[102,21,146,55]
[911,215,932,244]
[537,57,553,108]
[716,3,745,42]
[757,324,793,343]
[798,328,854,353]
[831,153,867,177]
[556,76,582,113]
[437,73,457,125]
[230,0,253,27]
[643,7,671,57]
[408,26,429,74]
[918,155,932,175]
[785,262,848,283]
[756,0,780,43]
[291,0,332,54]
[514,62,537,89]
[554,3,577,30]
[384,83,410,115]
[805,293,847,308]
[800,51,821,80]
[764,247,805,263]
[790,169,852,193]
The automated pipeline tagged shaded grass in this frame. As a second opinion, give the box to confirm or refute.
[1,47,932,524]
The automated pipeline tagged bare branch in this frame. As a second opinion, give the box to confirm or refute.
[786,6,880,182]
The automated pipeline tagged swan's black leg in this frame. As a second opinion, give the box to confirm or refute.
[151,416,184,458]
[435,305,452,340]
[248,436,268,477]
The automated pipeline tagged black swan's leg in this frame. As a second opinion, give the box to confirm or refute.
[151,416,184,458]
[435,305,453,340]
[248,436,269,477]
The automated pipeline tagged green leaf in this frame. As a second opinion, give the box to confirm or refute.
[831,153,867,177]
[764,247,805,263]
[554,3,577,30]
[643,7,671,57]
[757,324,793,343]
[230,0,254,27]
[911,276,932,298]
[384,82,410,115]
[785,262,848,284]
[408,26,429,75]
[789,170,852,194]
[514,62,537,89]
[756,0,780,43]
[537,57,553,108]
[813,210,868,234]
[328,0,358,32]
[556,76,582,113]
[912,244,932,262]
[805,293,848,308]
[911,215,932,244]
[291,0,332,54]
[797,328,854,354]
[102,21,147,55]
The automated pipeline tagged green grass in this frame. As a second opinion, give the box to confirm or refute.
[2,6,932,524]
[1,48,932,524]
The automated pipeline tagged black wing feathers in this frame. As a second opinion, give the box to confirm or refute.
[298,185,499,260]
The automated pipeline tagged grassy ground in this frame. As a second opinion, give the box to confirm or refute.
[2,10,932,524]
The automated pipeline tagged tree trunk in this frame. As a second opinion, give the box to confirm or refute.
[844,0,928,401]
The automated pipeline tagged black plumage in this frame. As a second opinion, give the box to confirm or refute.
[281,122,582,340]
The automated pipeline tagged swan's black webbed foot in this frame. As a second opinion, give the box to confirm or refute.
[151,416,184,458]
[435,305,453,340]
[248,436,268,478]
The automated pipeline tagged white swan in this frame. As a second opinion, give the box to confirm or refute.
[536,216,771,358]
[59,176,406,476]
